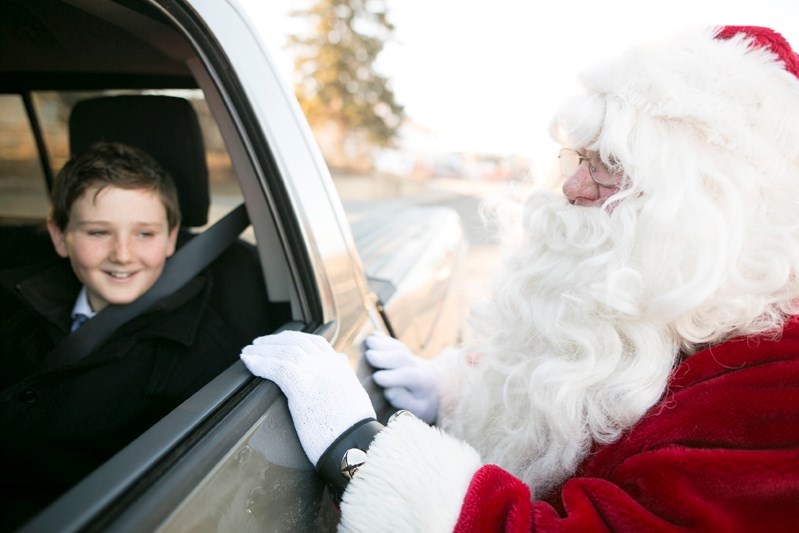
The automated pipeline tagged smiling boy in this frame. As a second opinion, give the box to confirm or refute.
[0,142,241,528]
[47,143,180,323]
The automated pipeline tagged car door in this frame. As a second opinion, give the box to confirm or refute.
[3,0,387,530]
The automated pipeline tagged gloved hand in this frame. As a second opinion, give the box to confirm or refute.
[240,330,376,466]
[365,333,439,424]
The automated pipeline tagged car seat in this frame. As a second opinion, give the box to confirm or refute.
[69,94,210,231]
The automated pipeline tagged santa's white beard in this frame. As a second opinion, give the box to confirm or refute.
[440,175,799,494]
[439,190,685,496]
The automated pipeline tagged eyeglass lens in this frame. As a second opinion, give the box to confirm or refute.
[558,148,620,187]
[558,149,583,177]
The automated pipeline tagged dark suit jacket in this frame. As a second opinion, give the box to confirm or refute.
[0,259,242,529]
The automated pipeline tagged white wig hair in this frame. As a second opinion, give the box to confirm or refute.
[440,26,799,495]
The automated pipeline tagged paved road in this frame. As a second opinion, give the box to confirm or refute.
[340,175,533,245]
[417,178,537,341]
[338,175,536,340]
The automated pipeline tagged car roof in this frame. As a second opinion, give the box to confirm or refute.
[1,0,197,92]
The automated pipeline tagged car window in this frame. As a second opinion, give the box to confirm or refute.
[0,90,247,228]
[0,86,287,526]
[0,94,49,222]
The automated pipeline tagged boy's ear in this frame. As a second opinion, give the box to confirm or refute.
[166,226,179,258]
[47,219,70,258]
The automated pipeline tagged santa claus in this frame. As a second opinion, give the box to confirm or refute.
[241,25,799,531]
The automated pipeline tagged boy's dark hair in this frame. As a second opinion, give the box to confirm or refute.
[50,142,181,231]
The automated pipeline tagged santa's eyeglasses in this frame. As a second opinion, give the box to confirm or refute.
[558,148,621,188]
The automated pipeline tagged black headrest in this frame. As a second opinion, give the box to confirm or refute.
[69,95,210,227]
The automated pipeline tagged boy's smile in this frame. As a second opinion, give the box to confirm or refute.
[48,185,178,312]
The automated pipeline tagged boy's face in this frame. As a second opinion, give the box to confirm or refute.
[47,185,178,312]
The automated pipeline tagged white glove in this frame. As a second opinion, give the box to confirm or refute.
[240,330,376,466]
[365,333,439,424]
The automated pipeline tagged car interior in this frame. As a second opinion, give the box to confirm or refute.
[68,93,286,349]
[1,91,292,362]
[1,0,301,354]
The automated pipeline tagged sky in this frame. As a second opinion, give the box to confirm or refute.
[238,0,799,166]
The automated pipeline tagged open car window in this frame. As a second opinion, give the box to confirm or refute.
[0,1,323,529]
[1,86,303,526]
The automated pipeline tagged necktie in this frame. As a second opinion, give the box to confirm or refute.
[71,313,90,332]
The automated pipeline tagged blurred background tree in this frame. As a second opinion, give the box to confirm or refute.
[289,0,404,172]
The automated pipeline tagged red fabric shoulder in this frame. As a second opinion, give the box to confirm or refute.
[454,465,531,533]
[669,315,799,392]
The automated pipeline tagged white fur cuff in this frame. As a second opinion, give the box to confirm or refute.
[338,414,482,532]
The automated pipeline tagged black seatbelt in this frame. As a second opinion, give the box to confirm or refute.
[40,202,250,371]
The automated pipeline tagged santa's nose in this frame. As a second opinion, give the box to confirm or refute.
[562,164,598,205]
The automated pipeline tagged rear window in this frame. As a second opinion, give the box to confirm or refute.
[0,89,246,237]
[0,94,49,222]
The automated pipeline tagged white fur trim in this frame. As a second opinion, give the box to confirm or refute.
[338,414,482,532]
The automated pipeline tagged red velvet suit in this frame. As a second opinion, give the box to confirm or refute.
[453,316,799,532]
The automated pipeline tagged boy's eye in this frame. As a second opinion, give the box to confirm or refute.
[137,231,155,238]
[87,229,109,237]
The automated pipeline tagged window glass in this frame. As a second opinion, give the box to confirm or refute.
[183,92,254,243]
[0,94,49,222]
[31,92,73,175]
